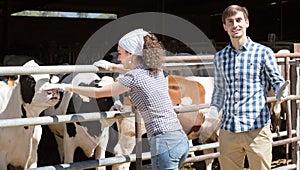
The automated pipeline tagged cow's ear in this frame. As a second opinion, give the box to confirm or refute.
[20,75,36,104]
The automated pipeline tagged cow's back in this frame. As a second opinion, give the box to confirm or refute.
[168,75,206,105]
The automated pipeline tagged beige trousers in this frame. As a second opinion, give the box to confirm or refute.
[219,125,272,170]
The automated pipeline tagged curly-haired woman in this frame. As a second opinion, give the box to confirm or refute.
[49,28,189,169]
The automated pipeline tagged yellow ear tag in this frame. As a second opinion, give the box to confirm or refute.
[8,77,14,86]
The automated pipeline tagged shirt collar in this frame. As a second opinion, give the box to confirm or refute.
[229,36,252,51]
[243,37,252,51]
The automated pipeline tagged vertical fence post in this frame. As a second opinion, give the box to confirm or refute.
[296,59,300,170]
[285,56,292,164]
[135,109,143,169]
[291,58,299,164]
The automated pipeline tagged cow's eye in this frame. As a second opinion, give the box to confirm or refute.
[46,90,53,94]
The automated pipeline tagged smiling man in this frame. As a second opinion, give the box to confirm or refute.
[198,5,289,170]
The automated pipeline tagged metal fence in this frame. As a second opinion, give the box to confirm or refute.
[0,54,300,170]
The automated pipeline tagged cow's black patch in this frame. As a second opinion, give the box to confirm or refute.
[66,123,77,137]
[54,92,64,109]
[96,97,114,111]
[20,75,35,104]
[21,105,28,129]
[76,121,102,138]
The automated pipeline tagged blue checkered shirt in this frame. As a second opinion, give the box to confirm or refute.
[211,37,285,133]
[118,64,182,138]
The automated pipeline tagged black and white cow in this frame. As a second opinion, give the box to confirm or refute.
[0,60,60,169]
[43,73,115,169]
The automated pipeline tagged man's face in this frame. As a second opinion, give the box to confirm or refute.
[223,11,249,39]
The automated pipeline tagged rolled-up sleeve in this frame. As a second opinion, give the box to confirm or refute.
[263,48,285,93]
[211,54,225,112]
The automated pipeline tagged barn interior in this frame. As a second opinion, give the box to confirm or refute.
[0,0,299,169]
[1,0,300,65]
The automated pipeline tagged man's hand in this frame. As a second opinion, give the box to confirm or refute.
[276,80,290,102]
[198,106,221,142]
[93,60,117,71]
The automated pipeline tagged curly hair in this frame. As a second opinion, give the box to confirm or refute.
[142,34,166,74]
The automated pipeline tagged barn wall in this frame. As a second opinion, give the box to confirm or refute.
[4,16,114,64]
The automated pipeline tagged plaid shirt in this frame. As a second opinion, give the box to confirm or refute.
[118,64,182,138]
[211,37,285,133]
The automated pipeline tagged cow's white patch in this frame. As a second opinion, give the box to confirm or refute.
[0,82,16,113]
[186,76,214,103]
[181,97,193,105]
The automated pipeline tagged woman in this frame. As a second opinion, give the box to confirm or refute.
[48,28,189,169]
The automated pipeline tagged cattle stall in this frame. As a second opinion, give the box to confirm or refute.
[0,53,300,169]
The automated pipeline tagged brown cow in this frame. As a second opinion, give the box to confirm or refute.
[112,75,215,170]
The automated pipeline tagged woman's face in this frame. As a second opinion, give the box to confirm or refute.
[117,45,132,69]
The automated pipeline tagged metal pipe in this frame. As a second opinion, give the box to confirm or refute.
[0,111,132,128]
[276,53,300,58]
[267,95,300,103]
[272,130,297,138]
[2,53,300,76]
[29,131,299,169]
[272,164,297,170]
[164,55,214,62]
[272,136,300,147]
[163,53,300,63]
[0,62,215,76]
[173,95,300,114]
[2,96,300,128]
[184,152,220,163]
[173,103,210,113]
[189,142,219,152]
[0,65,108,76]
[164,62,213,71]
[30,152,151,170]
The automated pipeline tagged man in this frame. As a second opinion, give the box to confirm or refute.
[199,5,289,170]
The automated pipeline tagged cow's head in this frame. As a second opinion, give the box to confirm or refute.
[20,60,60,108]
[53,73,114,114]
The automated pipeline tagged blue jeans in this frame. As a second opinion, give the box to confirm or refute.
[150,129,189,170]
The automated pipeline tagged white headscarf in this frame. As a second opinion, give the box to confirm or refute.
[118,29,150,56]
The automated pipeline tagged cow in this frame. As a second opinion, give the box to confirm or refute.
[0,60,60,169]
[111,75,217,170]
[269,49,289,133]
[43,73,115,170]
[42,73,214,169]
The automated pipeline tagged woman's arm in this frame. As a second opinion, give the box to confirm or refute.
[114,64,130,74]
[93,60,129,74]
[71,81,130,98]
